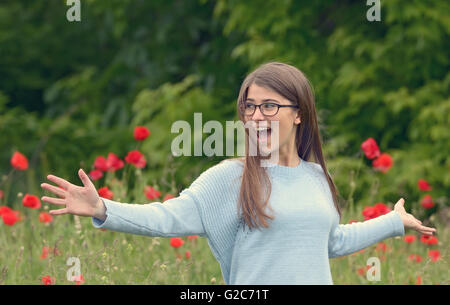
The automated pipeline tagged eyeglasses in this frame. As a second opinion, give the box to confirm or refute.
[241,102,299,117]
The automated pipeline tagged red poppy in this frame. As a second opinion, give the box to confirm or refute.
[417,179,432,191]
[134,126,151,141]
[420,194,434,209]
[403,235,416,243]
[408,254,422,263]
[40,246,49,259]
[145,186,161,200]
[187,235,198,241]
[362,206,378,220]
[428,250,441,262]
[374,203,391,215]
[0,206,13,215]
[22,194,41,209]
[416,276,422,285]
[106,153,124,171]
[357,265,371,276]
[11,152,28,170]
[163,194,175,202]
[98,187,113,200]
[185,251,191,259]
[94,156,109,172]
[124,150,146,168]
[39,212,53,223]
[170,237,184,248]
[376,242,388,253]
[425,236,438,245]
[1,210,19,226]
[361,138,380,160]
[89,169,103,181]
[372,153,393,173]
[72,274,85,285]
[41,275,56,285]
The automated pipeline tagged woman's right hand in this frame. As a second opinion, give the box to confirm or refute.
[40,169,107,221]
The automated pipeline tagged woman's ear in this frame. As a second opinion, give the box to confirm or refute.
[294,111,301,125]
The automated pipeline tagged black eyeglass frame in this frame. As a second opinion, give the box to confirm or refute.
[241,102,299,117]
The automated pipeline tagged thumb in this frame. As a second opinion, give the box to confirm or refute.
[79,168,95,189]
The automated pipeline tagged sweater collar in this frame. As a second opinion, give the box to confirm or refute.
[265,157,305,178]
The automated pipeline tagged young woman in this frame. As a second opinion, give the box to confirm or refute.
[40,62,436,284]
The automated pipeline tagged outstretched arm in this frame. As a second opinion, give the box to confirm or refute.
[41,168,206,237]
[328,198,437,258]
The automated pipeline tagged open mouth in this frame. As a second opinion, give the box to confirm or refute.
[256,127,271,141]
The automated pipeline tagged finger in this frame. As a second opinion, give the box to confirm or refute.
[41,196,66,206]
[47,174,72,189]
[78,169,95,189]
[49,208,69,216]
[418,225,437,235]
[41,183,66,198]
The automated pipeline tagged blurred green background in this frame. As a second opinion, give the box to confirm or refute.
[1,0,449,216]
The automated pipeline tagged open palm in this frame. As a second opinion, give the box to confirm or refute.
[40,169,105,219]
[394,198,437,236]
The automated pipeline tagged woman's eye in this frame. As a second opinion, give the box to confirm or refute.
[263,103,276,109]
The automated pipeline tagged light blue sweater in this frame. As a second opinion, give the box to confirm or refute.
[92,158,405,284]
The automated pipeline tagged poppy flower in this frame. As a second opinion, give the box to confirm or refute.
[428,250,441,262]
[376,242,388,253]
[106,153,124,171]
[41,275,56,285]
[408,254,422,263]
[22,194,41,209]
[89,169,103,181]
[0,206,13,215]
[170,237,184,248]
[39,212,53,223]
[40,246,49,259]
[72,274,85,285]
[134,126,151,141]
[420,234,438,245]
[145,186,161,200]
[98,187,113,200]
[11,152,28,170]
[420,195,434,209]
[1,210,19,226]
[416,276,422,285]
[94,156,109,172]
[185,251,191,259]
[187,235,198,241]
[124,150,146,169]
[361,138,380,160]
[163,194,175,202]
[372,153,393,173]
[417,179,432,191]
[374,203,391,215]
[357,265,371,276]
[362,206,378,220]
[403,235,416,243]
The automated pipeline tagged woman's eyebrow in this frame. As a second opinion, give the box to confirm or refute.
[245,98,280,103]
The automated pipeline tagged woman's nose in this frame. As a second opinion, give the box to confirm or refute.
[251,106,265,120]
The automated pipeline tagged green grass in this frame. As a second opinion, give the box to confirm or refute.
[1,203,448,285]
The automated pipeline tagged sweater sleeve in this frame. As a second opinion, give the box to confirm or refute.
[91,187,207,238]
[328,210,405,258]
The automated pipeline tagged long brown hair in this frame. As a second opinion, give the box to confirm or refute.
[230,61,342,229]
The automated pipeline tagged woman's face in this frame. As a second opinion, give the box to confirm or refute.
[243,83,301,157]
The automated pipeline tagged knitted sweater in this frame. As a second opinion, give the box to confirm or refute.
[92,158,405,284]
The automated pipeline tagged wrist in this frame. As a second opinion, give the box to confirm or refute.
[93,198,107,221]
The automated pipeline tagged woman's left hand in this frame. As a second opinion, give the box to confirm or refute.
[394,198,437,236]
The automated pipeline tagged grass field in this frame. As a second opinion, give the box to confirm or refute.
[1,197,448,285]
